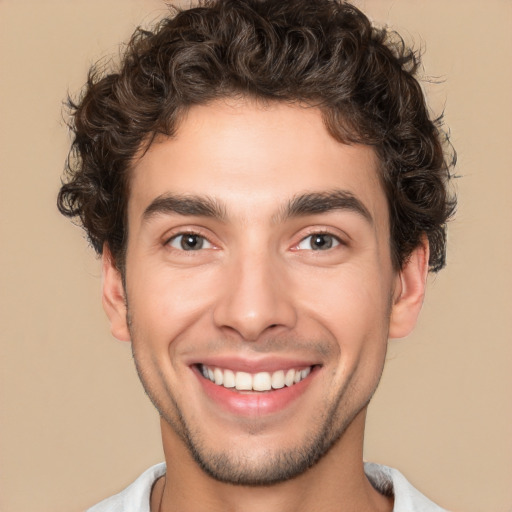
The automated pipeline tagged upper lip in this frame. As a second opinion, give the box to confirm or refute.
[188,355,321,374]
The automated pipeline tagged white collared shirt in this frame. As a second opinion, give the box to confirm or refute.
[87,462,447,511]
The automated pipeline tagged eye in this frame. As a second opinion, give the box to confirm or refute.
[296,233,341,251]
[167,233,213,251]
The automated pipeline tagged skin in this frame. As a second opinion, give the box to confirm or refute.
[102,99,428,512]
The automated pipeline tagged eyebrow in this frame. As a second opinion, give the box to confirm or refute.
[142,194,226,222]
[141,189,372,225]
[275,190,373,225]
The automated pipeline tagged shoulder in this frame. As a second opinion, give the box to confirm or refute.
[86,463,166,512]
[364,462,448,512]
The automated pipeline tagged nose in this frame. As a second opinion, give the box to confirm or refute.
[212,251,297,341]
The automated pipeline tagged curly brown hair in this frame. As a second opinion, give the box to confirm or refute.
[57,0,456,274]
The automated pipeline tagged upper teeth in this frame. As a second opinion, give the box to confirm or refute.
[201,365,312,391]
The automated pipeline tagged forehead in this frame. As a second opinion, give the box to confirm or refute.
[128,99,387,227]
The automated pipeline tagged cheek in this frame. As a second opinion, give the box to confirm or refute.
[297,264,391,327]
[293,264,392,375]
[127,263,219,342]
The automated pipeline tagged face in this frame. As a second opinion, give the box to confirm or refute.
[103,99,427,485]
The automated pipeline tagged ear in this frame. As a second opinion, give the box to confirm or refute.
[101,245,131,342]
[388,238,429,339]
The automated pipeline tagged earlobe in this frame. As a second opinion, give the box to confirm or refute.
[101,246,131,342]
[388,239,429,339]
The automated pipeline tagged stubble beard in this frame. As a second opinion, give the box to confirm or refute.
[132,345,380,487]
[126,302,389,487]
[174,385,371,486]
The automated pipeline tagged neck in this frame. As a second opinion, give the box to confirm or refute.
[152,410,392,512]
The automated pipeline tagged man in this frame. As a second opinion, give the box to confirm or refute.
[58,0,455,510]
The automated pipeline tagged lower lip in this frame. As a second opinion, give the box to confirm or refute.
[194,367,318,417]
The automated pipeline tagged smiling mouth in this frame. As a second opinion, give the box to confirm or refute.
[197,364,315,392]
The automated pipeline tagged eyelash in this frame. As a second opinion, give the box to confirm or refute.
[294,230,344,251]
[163,229,346,253]
[165,231,214,252]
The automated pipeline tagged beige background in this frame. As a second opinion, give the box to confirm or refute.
[0,1,511,511]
